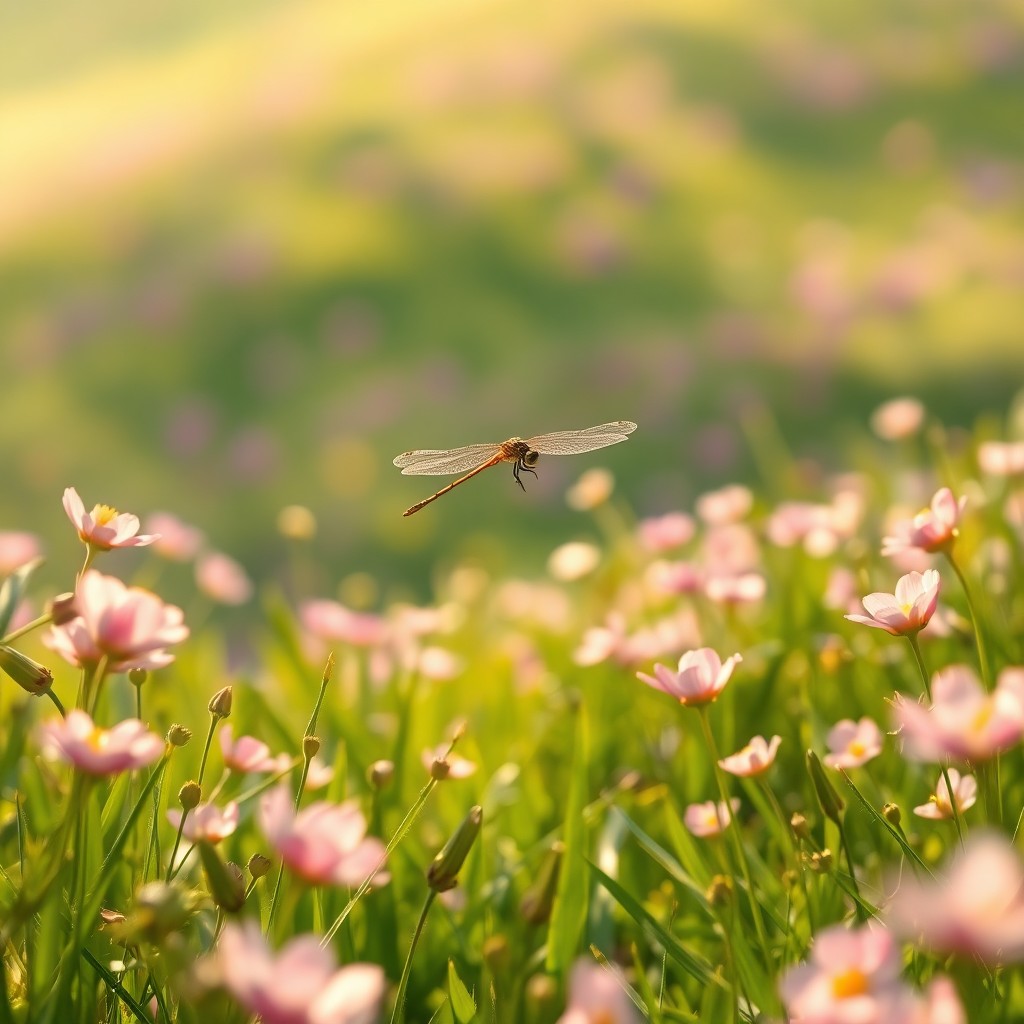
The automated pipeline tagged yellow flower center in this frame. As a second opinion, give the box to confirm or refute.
[87,726,110,751]
[831,967,869,999]
[90,504,119,526]
[848,741,865,757]
[971,702,993,735]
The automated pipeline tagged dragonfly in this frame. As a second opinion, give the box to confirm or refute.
[393,420,638,516]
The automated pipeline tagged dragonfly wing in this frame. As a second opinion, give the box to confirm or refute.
[393,443,500,476]
[527,420,637,456]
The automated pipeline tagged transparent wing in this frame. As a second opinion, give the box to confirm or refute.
[526,420,637,456]
[393,443,501,476]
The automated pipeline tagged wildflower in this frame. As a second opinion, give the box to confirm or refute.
[703,571,766,605]
[144,512,204,561]
[637,512,695,553]
[259,783,388,888]
[62,487,157,550]
[217,920,385,1024]
[555,958,642,1024]
[823,717,883,769]
[882,487,965,556]
[43,569,188,672]
[844,569,940,635]
[893,665,1024,763]
[913,769,977,820]
[637,648,742,707]
[416,646,463,680]
[548,541,600,581]
[0,531,42,575]
[645,559,703,595]
[887,832,1024,964]
[718,735,782,778]
[305,757,335,791]
[167,801,239,843]
[38,710,164,776]
[871,397,925,441]
[300,599,388,647]
[779,924,911,1023]
[978,440,1024,477]
[277,504,317,541]
[220,725,278,773]
[422,745,476,780]
[195,552,253,605]
[566,468,615,510]
[695,484,753,525]
[684,799,739,837]
[0,644,53,695]
[916,977,966,1024]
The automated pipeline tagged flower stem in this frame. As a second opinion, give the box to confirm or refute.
[696,707,770,960]
[0,611,52,645]
[944,551,992,691]
[389,890,436,1024]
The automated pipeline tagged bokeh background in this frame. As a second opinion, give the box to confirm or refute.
[3,0,1023,599]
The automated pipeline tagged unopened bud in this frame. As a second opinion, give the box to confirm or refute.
[520,842,563,925]
[883,802,901,827]
[302,735,320,759]
[482,934,510,972]
[0,644,53,696]
[178,781,201,811]
[367,759,395,790]
[429,757,451,781]
[426,805,482,892]
[99,908,127,927]
[806,750,844,824]
[49,592,79,626]
[705,874,733,907]
[808,849,833,873]
[790,812,810,841]
[525,974,557,1012]
[128,667,148,689]
[208,686,233,719]
[198,844,246,913]
[247,853,272,880]
[167,724,192,747]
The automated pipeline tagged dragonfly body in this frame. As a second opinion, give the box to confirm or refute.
[393,421,636,517]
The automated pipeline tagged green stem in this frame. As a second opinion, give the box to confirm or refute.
[944,551,992,690]
[196,716,218,787]
[696,707,770,961]
[389,891,436,1024]
[45,689,67,717]
[0,611,53,645]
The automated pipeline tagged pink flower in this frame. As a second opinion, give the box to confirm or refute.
[38,710,164,776]
[548,541,600,581]
[845,569,940,635]
[823,717,883,769]
[43,569,188,672]
[565,468,615,511]
[887,832,1024,963]
[305,757,335,791]
[703,571,766,605]
[871,397,925,441]
[218,920,385,1024]
[780,924,908,1023]
[882,488,965,556]
[416,646,463,680]
[684,799,739,837]
[259,783,388,888]
[144,512,204,561]
[62,487,158,550]
[422,745,477,780]
[915,977,966,1024]
[978,440,1024,477]
[893,665,1024,763]
[695,484,752,525]
[0,531,42,575]
[167,801,239,843]
[555,959,642,1024]
[196,552,253,605]
[637,512,696,553]
[913,769,977,820]
[301,599,388,647]
[637,648,741,707]
[718,735,782,777]
[646,559,704,595]
[220,725,278,773]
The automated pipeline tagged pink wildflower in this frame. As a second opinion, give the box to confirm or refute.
[718,735,782,778]
[893,665,1024,763]
[548,541,601,581]
[167,801,239,843]
[637,648,742,707]
[637,512,696,553]
[220,725,278,773]
[871,397,925,441]
[62,487,158,550]
[555,958,642,1024]
[304,757,335,791]
[844,569,940,636]
[422,745,477,780]
[695,484,753,525]
[887,832,1024,964]
[300,599,388,647]
[416,646,463,680]
[882,488,965,556]
[0,531,42,575]
[259,783,388,888]
[217,920,385,1024]
[703,571,766,605]
[913,769,977,820]
[823,717,884,769]
[38,710,164,776]
[978,440,1024,477]
[565,468,615,510]
[43,569,188,672]
[196,552,253,605]
[144,512,204,561]
[684,799,739,837]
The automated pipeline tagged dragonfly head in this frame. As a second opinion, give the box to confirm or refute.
[523,449,540,468]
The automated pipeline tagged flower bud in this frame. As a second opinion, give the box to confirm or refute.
[525,974,557,1013]
[178,781,202,811]
[0,644,53,696]
[198,843,246,913]
[705,874,733,907]
[99,908,127,928]
[429,756,451,782]
[807,849,833,873]
[790,812,810,841]
[367,759,395,790]
[519,842,563,925]
[133,880,195,940]
[208,686,233,719]
[426,805,482,892]
[883,802,901,827]
[167,724,193,747]
[482,934,510,972]
[806,750,844,824]
[247,853,272,880]
[49,592,79,626]
[128,668,148,689]
[302,735,320,759]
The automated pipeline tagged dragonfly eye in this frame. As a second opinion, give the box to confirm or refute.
[523,450,540,467]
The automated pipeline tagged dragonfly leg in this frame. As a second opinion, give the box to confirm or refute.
[512,458,538,492]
